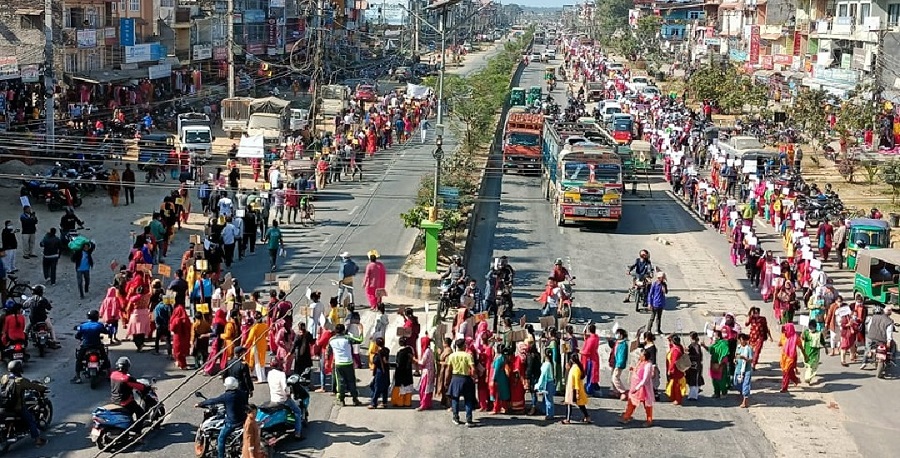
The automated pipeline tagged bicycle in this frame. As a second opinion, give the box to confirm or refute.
[7,275,34,304]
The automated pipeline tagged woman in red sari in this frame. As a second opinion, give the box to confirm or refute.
[509,342,528,413]
[779,323,802,392]
[169,304,191,369]
[204,309,229,375]
[366,126,377,157]
[745,307,772,369]
[665,335,686,405]
[580,324,601,395]
[474,322,494,411]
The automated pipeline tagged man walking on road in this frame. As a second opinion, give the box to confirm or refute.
[122,163,136,205]
[221,218,239,269]
[2,220,19,273]
[646,272,668,335]
[326,324,364,406]
[40,228,62,285]
[19,206,38,259]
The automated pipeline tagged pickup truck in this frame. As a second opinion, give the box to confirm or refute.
[176,113,213,163]
[221,97,253,139]
[715,135,770,159]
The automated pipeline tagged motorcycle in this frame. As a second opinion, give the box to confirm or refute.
[875,342,894,379]
[1,340,28,365]
[256,369,312,446]
[192,392,247,458]
[438,279,460,320]
[557,277,576,319]
[0,376,53,453]
[630,274,651,312]
[78,346,111,390]
[28,322,55,357]
[90,378,165,451]
[20,178,60,198]
[496,280,514,318]
[46,188,83,212]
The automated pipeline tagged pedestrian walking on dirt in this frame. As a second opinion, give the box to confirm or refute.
[122,164,136,205]
[19,206,38,259]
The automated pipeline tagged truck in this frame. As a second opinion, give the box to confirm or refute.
[176,113,213,163]
[248,97,290,149]
[715,135,773,159]
[502,110,545,174]
[541,121,625,228]
[220,97,254,139]
[317,85,351,134]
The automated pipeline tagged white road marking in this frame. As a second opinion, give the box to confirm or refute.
[348,205,359,215]
[321,236,330,246]
[559,227,564,235]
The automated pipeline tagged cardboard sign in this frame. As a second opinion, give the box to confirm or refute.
[235,209,245,218]
[540,316,556,331]
[196,302,210,314]
[730,211,739,220]
[397,326,412,337]
[772,265,781,275]
[792,213,801,222]
[747,236,758,245]
[190,235,202,244]
[175,197,185,206]
[802,251,814,260]
[157,264,172,277]
[20,196,30,208]
[211,298,222,310]
[195,259,209,271]
[742,226,751,234]
[727,199,737,207]
[782,187,790,195]
[796,221,806,230]
[475,312,489,323]
[298,304,310,316]
[278,280,291,292]
[767,183,775,191]
[138,264,152,274]
[835,305,852,318]
[726,159,735,166]
[798,314,810,328]
[509,330,528,342]
[264,273,277,282]
[801,236,811,246]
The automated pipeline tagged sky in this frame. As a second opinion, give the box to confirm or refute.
[507,0,569,8]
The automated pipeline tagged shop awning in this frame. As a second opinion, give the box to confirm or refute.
[68,68,152,84]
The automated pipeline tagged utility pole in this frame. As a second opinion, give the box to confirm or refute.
[413,0,420,55]
[226,0,235,98]
[875,28,888,102]
[44,0,55,154]
[310,0,326,135]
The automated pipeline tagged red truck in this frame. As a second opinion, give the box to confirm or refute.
[502,111,544,174]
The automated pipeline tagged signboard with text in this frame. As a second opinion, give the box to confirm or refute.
[120,18,135,47]
[749,25,760,65]
[77,29,97,48]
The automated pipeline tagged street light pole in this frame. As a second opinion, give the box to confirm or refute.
[432,125,444,218]
[437,10,447,128]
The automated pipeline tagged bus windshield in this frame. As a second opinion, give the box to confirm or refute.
[563,162,621,183]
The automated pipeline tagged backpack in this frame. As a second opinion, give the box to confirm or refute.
[0,375,17,409]
[675,351,692,373]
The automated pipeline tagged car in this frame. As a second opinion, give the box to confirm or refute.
[545,48,557,60]
[629,76,650,92]
[599,101,623,123]
[641,86,662,97]
[393,66,412,82]
[606,62,625,73]
[354,84,377,102]
[530,52,542,62]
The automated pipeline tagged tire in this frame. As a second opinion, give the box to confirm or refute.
[36,401,53,430]
[97,429,123,452]
[876,360,886,379]
[48,201,62,212]
[90,372,100,390]
[194,429,209,457]
[9,284,33,302]
[38,343,45,357]
[439,299,450,320]
[73,197,83,208]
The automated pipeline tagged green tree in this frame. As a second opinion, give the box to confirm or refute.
[790,88,831,164]
[882,160,900,203]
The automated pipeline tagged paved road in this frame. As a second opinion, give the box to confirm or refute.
[0,41,506,458]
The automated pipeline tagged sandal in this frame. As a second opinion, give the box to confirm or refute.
[560,419,571,425]
[581,418,592,424]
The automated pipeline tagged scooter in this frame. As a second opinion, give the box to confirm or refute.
[256,369,312,446]
[1,340,29,365]
[192,392,248,458]
[0,376,53,454]
[90,378,165,452]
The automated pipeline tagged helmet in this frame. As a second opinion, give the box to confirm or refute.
[115,356,131,372]
[555,258,563,265]
[87,310,100,321]
[223,376,240,391]
[32,285,45,296]
[3,299,15,311]
[7,360,23,375]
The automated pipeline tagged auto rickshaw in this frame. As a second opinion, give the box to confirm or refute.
[510,87,526,106]
[527,86,543,106]
[853,249,900,308]
[846,218,892,270]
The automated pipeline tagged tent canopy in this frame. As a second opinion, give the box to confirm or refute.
[250,97,290,114]
[236,134,265,159]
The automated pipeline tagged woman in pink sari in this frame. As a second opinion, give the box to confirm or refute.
[619,348,655,427]
[274,315,296,375]
[579,325,601,395]
[203,309,229,375]
[757,251,776,302]
[416,336,435,410]
[474,322,493,411]
[363,250,387,310]
[99,287,123,342]
[366,126,377,157]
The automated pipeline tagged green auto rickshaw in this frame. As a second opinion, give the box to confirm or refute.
[510,87,526,106]
[846,218,891,270]
[852,249,900,308]
[527,86,543,106]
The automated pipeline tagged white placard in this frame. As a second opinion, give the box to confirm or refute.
[802,251,814,260]
[727,159,735,166]
[810,259,822,269]
[792,212,802,220]
[19,196,30,208]
[798,315,811,328]
[704,322,714,338]
[718,156,727,163]
[749,174,759,181]
[730,211,739,220]
[802,246,812,254]
[801,236,811,246]
[747,236,758,245]
[767,183,775,190]
[773,277,781,286]
[772,265,782,275]
[835,305,852,318]
[742,226,752,234]
[782,187,790,195]
[796,221,806,230]
[727,200,737,207]
[700,183,709,190]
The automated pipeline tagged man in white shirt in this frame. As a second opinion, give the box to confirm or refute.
[232,215,245,260]
[218,194,234,218]
[221,218,239,268]
[269,166,281,190]
[326,324,363,406]
[266,359,305,439]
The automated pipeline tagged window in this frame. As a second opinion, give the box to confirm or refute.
[160,0,175,6]
[130,0,140,12]
[66,8,84,28]
[849,3,858,19]
[687,11,704,20]
[19,15,41,30]
[84,7,98,27]
[119,1,125,13]
[838,4,848,17]
[64,54,77,73]
[859,3,870,25]
[889,4,900,26]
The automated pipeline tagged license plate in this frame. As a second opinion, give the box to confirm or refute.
[90,428,100,441]
[13,353,23,359]
[586,209,598,217]
[88,362,99,368]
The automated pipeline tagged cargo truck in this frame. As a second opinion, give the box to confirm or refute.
[502,110,544,174]
[220,97,253,139]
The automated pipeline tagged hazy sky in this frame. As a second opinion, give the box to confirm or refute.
[509,0,569,8]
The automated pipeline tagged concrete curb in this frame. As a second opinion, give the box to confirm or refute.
[394,268,442,302]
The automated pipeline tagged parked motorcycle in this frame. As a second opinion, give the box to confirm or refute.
[192,392,246,458]
[0,376,53,453]
[90,378,165,451]
[257,369,312,446]
[46,188,83,212]
[20,178,59,198]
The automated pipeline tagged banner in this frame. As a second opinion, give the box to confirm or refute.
[793,31,802,56]
[268,19,277,46]
[761,55,773,70]
[0,57,19,80]
[120,18,135,47]
[20,64,40,83]
[406,83,431,99]
[77,29,97,48]
[749,25,760,65]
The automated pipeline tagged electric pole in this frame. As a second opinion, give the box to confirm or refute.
[413,0,420,55]
[310,0,326,134]
[44,0,55,154]
[226,0,235,98]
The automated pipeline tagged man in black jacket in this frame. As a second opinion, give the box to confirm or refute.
[220,345,254,396]
[40,228,62,285]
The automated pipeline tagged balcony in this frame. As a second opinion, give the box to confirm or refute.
[810,16,880,42]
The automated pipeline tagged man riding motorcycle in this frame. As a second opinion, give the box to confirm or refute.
[0,360,48,446]
[24,285,58,345]
[624,250,654,303]
[195,376,249,458]
[59,208,85,235]
[109,356,156,432]
[441,255,467,303]
[550,258,572,283]
[71,310,111,384]
[860,306,895,371]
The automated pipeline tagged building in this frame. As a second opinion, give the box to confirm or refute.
[0,1,55,82]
